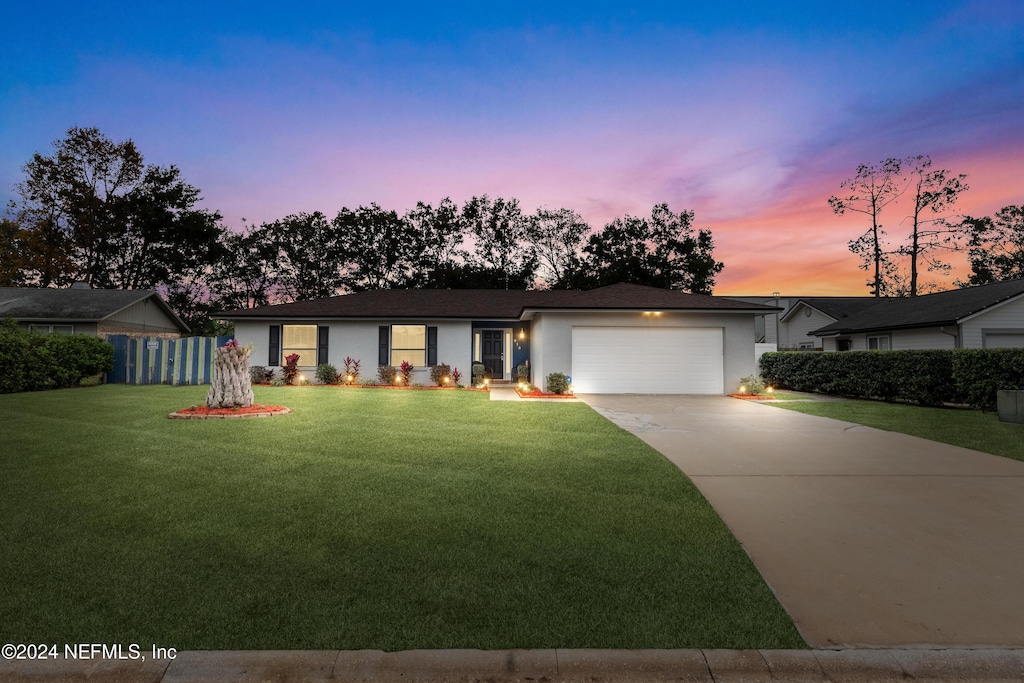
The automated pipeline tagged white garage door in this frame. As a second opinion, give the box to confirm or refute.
[984,333,1024,349]
[571,327,723,394]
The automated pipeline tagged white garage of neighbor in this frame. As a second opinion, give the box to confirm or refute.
[570,327,724,394]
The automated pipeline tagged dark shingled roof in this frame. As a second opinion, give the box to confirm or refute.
[221,282,778,319]
[811,279,1024,336]
[781,297,890,323]
[0,287,189,332]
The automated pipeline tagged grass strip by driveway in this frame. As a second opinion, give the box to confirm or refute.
[0,385,803,651]
[767,398,1024,462]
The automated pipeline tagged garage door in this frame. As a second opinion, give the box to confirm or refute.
[984,332,1024,349]
[571,327,723,394]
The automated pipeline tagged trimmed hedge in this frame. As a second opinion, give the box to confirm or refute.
[0,320,115,393]
[760,348,1024,410]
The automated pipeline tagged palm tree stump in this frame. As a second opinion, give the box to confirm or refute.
[206,343,255,408]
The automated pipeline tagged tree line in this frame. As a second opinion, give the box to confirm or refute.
[829,155,1023,297]
[2,127,723,333]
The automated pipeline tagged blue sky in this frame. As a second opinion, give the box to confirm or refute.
[2,1,1022,293]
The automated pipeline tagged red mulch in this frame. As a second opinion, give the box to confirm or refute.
[515,388,576,399]
[728,393,775,400]
[168,404,291,419]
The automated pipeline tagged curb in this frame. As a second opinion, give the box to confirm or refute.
[3,648,1023,682]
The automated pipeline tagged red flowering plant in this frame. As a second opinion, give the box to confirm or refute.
[451,367,462,387]
[283,353,300,384]
[342,356,361,385]
[399,360,414,384]
[223,338,240,349]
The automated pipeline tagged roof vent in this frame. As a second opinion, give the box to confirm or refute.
[70,281,92,290]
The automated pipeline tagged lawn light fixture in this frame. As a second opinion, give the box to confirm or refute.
[767,386,774,394]
[443,376,450,384]
[483,378,490,386]
[395,375,402,383]
[739,385,747,394]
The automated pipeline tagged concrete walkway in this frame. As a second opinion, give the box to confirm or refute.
[578,395,1024,649]
[4,647,1023,682]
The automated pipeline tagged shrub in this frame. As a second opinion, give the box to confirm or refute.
[377,365,397,385]
[0,321,114,393]
[315,363,339,384]
[270,377,286,387]
[953,349,1024,410]
[472,362,485,385]
[250,365,267,384]
[546,372,570,394]
[399,360,414,384]
[361,378,379,386]
[342,356,361,384]
[516,363,530,383]
[759,349,960,407]
[283,353,300,384]
[738,374,765,395]
[430,363,452,386]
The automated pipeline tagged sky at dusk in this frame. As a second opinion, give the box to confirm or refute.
[2,1,1022,295]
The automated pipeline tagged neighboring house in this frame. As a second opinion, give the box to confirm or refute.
[223,282,778,394]
[810,279,1024,351]
[0,285,190,338]
[730,295,880,349]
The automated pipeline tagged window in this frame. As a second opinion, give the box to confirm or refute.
[282,325,318,366]
[391,325,426,366]
[867,335,891,351]
[29,324,74,335]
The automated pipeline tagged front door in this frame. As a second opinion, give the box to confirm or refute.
[482,330,504,379]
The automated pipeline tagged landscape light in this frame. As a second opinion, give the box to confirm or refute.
[767,386,774,394]
[739,385,747,393]
[443,376,450,383]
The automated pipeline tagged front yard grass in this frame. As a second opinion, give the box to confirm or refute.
[1,385,803,650]
[767,399,1024,462]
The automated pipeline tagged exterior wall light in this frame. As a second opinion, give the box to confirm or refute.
[518,328,526,340]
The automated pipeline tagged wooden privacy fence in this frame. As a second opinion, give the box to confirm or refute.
[106,335,234,385]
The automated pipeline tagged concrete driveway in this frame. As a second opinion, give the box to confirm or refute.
[578,394,1024,648]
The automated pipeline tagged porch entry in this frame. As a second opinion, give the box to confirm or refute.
[473,328,513,380]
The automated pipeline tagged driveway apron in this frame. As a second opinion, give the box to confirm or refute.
[578,394,1024,648]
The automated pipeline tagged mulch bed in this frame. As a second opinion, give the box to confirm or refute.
[168,404,291,420]
[728,393,776,400]
[515,387,577,399]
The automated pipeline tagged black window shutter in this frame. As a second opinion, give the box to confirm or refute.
[378,326,389,366]
[317,326,329,365]
[427,326,438,366]
[269,325,281,366]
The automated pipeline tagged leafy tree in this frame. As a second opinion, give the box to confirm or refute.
[569,204,723,294]
[900,155,968,296]
[461,195,537,290]
[403,198,467,286]
[0,218,29,286]
[14,126,145,287]
[210,224,281,310]
[526,207,591,289]
[334,203,416,292]
[957,205,1024,286]
[829,158,905,297]
[267,212,345,302]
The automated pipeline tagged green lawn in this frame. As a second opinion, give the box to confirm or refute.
[0,385,803,651]
[767,399,1024,462]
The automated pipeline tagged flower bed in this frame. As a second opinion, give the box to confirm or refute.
[168,404,291,420]
[728,393,775,400]
[515,387,576,399]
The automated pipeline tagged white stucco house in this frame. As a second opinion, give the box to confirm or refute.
[809,279,1024,351]
[222,282,778,394]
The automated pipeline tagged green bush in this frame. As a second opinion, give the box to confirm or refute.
[377,365,397,385]
[315,363,339,384]
[546,372,570,395]
[516,363,530,383]
[760,348,1024,409]
[953,349,1024,410]
[0,320,114,393]
[738,374,765,395]
[429,363,452,386]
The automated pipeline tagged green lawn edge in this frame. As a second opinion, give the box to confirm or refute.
[766,398,1024,462]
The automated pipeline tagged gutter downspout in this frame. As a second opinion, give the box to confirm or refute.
[940,325,960,349]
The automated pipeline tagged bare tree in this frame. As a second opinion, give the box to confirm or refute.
[829,158,905,297]
[900,155,968,296]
